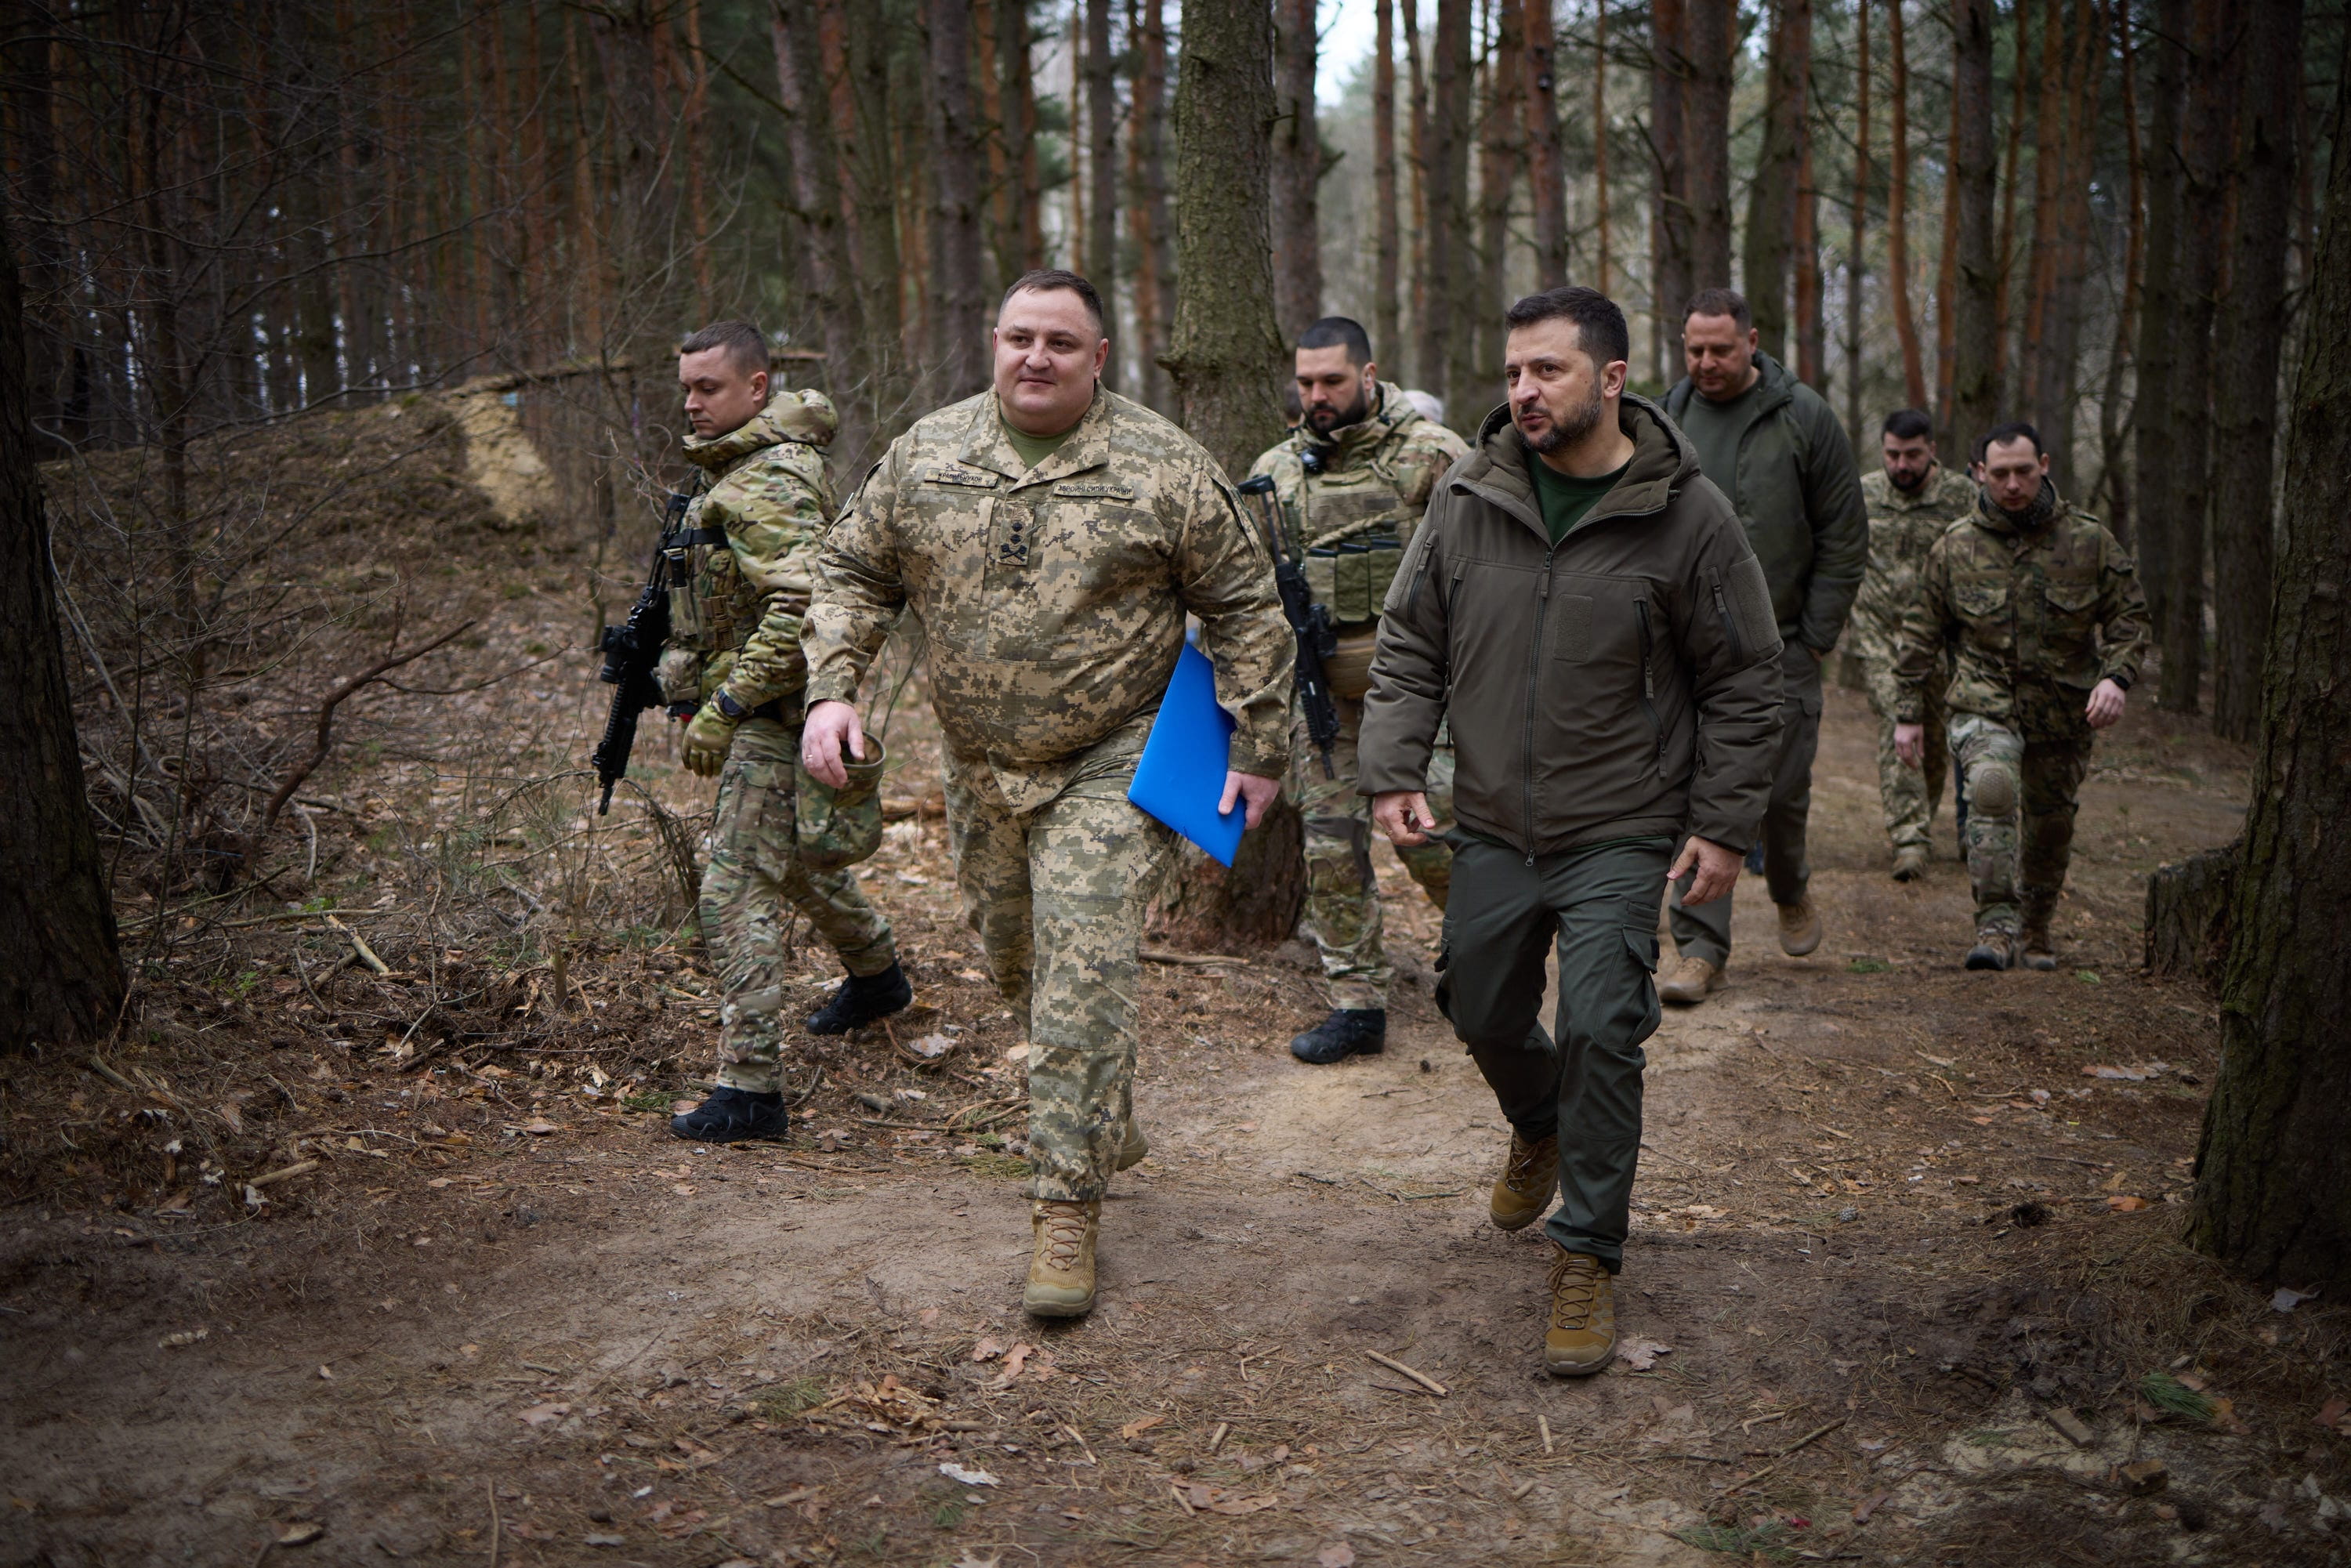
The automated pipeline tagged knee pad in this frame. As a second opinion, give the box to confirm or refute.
[1967,761,2018,817]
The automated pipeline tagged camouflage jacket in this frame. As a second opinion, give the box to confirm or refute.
[1849,464,1978,661]
[803,388,1291,812]
[1892,485,2150,736]
[658,389,839,712]
[1246,382,1468,628]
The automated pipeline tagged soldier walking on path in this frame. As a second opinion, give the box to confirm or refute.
[1893,422,2148,971]
[1854,410,1978,881]
[1658,289,1867,1005]
[1361,287,1783,1376]
[799,271,1290,1320]
[659,323,911,1145]
[1246,317,1469,1065]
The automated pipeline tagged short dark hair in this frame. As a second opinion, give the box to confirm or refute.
[1983,420,2046,458]
[1503,285,1631,369]
[1298,316,1374,365]
[1683,288,1752,331]
[678,320,769,375]
[1001,268,1106,333]
[1882,408,1934,441]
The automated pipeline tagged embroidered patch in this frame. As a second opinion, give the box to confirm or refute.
[922,464,1002,489]
[1049,479,1136,501]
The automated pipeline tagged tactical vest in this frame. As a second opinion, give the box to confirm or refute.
[1288,458,1412,629]
[664,476,764,659]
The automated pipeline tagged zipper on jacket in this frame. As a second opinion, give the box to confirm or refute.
[1712,579,1746,665]
[1635,598,1665,766]
[1521,550,1556,864]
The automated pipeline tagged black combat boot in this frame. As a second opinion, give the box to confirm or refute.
[671,1086,790,1143]
[806,961,913,1036]
[1289,1008,1387,1065]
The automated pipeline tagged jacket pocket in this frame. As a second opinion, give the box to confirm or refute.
[1634,599,1665,764]
[1954,578,2010,617]
[2042,578,2100,614]
[1549,594,1596,661]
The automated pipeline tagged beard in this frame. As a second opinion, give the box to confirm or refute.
[1888,465,1930,493]
[1306,384,1373,435]
[1521,380,1606,454]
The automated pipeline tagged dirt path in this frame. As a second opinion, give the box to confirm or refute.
[6,685,2345,1568]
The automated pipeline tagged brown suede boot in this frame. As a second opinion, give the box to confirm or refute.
[1777,895,1824,957]
[1489,1128,1559,1231]
[1115,1120,1149,1171]
[1023,1200,1099,1319]
[1657,954,1720,1005]
[1543,1248,1617,1377]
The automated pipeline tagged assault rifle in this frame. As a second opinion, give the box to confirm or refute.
[590,491,691,814]
[1237,473,1339,779]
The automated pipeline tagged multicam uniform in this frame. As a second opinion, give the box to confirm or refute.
[1851,465,1978,856]
[1247,383,1468,1010]
[660,391,897,1096]
[1892,483,2149,943]
[802,388,1288,1203]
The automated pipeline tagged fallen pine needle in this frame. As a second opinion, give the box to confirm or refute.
[1366,1350,1448,1397]
[1539,1414,1555,1454]
[1170,1483,1196,1516]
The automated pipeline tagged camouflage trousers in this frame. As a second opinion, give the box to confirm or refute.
[704,718,898,1095]
[1946,712,2091,940]
[945,738,1176,1204]
[1860,655,1950,854]
[1288,694,1455,1012]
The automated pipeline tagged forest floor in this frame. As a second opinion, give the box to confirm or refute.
[6,407,2349,1568]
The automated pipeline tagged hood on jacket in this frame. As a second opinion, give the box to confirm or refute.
[1666,349,1800,426]
[1457,393,1704,541]
[682,389,839,473]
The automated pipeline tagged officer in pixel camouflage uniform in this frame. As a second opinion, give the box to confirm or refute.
[799,270,1289,1320]
[1246,317,1469,1064]
[1852,409,1979,882]
[657,322,911,1146]
[1893,421,2148,972]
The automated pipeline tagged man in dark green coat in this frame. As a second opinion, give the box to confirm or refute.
[1657,288,1867,1005]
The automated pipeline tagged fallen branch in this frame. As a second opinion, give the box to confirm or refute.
[325,914,389,976]
[246,618,478,866]
[1365,1350,1448,1397]
[1724,1417,1849,1494]
[1139,947,1237,968]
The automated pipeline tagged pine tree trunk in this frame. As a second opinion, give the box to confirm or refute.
[1992,0,2030,408]
[1846,0,1871,444]
[1470,5,1523,395]
[1520,0,1569,285]
[1374,0,1403,357]
[1592,0,1611,297]
[2158,0,2238,715]
[773,1,871,464]
[2030,0,2103,498]
[1795,132,1823,387]
[1682,0,1734,292]
[1129,0,1176,411]
[924,0,989,403]
[2186,66,2351,1290]
[1164,0,1304,948]
[2134,0,2187,631]
[2096,0,2143,544]
[2209,0,2298,742]
[1886,0,1928,411]
[1650,0,1691,382]
[998,0,1045,270]
[1742,0,1808,361]
[1403,0,1432,386]
[1271,0,1323,339]
[1085,0,1121,384]
[2019,0,2063,425]
[1418,0,1472,412]
[0,192,123,1051]
[1948,0,2001,455]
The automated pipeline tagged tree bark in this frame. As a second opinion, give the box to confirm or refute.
[2144,841,2238,984]
[0,189,123,1050]
[2186,58,2351,1291]
[1521,0,1569,284]
[1846,0,1871,443]
[1992,0,2030,408]
[2158,0,2238,715]
[1592,0,1612,297]
[2209,0,2298,742]
[2019,0,2062,423]
[1742,0,1809,360]
[1795,129,1824,388]
[1272,0,1324,338]
[2134,0,2188,633]
[1374,0,1403,357]
[1682,0,1734,292]
[924,0,989,403]
[1470,3,1524,394]
[2029,0,2105,498]
[1418,0,1473,412]
[1165,0,1303,947]
[1085,0,1120,384]
[998,0,1046,271]
[1948,0,2001,456]
[773,0,870,463]
[1129,0,1176,411]
[1403,0,1432,386]
[2095,0,2143,545]
[1886,0,1928,411]
[1650,0,1692,382]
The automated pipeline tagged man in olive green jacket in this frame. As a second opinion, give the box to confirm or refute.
[1360,287,1783,1378]
[1659,288,1867,1003]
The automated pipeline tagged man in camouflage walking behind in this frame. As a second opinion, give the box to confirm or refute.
[800,271,1289,1319]
[1853,409,1978,881]
[661,323,911,1144]
[1247,317,1468,1064]
[1893,422,2149,970]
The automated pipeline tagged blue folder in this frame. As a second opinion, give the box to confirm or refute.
[1128,642,1244,867]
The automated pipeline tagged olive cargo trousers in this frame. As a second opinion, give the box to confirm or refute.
[1438,832,1673,1272]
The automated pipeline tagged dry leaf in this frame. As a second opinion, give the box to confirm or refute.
[939,1462,999,1487]
[905,1034,954,1059]
[971,1336,1005,1363]
[2107,1195,2148,1212]
[1317,1545,1357,1568]
[2316,1396,2349,1431]
[521,1119,560,1136]
[518,1402,571,1427]
[275,1522,324,1547]
[1118,1414,1166,1440]
[2273,1286,2320,1313]
[1615,1336,1675,1371]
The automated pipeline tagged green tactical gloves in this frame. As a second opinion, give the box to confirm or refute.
[681,699,741,777]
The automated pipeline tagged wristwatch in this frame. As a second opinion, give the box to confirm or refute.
[714,690,749,722]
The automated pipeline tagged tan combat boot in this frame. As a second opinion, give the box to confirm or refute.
[1490,1128,1559,1231]
[1657,954,1719,1005]
[1543,1248,1617,1377]
[1116,1120,1149,1171]
[1890,846,1929,882]
[1777,895,1823,957]
[1023,1200,1099,1319]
